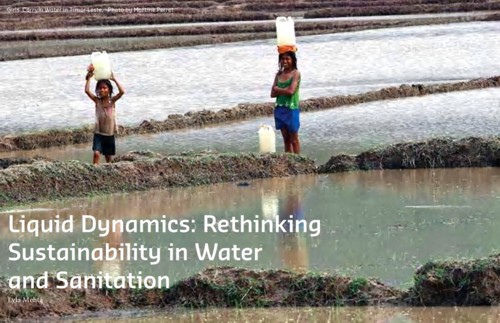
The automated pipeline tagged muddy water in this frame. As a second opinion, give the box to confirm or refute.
[0,22,499,134]
[2,88,498,163]
[1,168,499,287]
[90,306,500,322]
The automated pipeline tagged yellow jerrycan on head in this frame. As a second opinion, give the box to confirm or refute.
[91,51,112,80]
[276,16,297,54]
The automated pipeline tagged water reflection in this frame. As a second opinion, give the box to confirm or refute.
[93,306,500,322]
[332,167,500,200]
[94,220,124,282]
[1,170,499,286]
[260,193,278,220]
[277,189,309,273]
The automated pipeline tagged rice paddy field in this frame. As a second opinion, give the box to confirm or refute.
[2,0,500,321]
[1,0,499,30]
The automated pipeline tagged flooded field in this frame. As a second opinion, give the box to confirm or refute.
[95,306,500,322]
[0,22,499,135]
[1,168,499,288]
[2,88,498,164]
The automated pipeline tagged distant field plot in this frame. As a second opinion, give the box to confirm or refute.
[1,0,499,30]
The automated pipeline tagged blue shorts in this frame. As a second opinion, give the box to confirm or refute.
[279,201,305,232]
[274,105,300,133]
[92,134,116,156]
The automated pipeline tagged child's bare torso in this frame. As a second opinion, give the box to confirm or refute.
[94,98,116,136]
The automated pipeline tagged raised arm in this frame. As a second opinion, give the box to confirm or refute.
[110,73,125,102]
[272,70,300,97]
[84,65,97,102]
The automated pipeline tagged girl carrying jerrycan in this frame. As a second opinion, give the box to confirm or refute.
[271,17,301,154]
[84,62,125,165]
[270,51,301,154]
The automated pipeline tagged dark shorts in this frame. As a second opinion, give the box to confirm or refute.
[92,134,116,156]
[274,105,300,133]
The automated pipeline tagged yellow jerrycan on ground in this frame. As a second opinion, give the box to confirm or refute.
[91,51,112,80]
[258,125,276,153]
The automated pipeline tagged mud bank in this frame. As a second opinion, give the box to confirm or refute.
[164,267,400,307]
[0,0,497,31]
[319,137,500,173]
[0,15,494,43]
[2,136,500,205]
[407,253,500,306]
[2,76,499,152]
[0,267,401,320]
[2,254,500,320]
[3,15,498,61]
[0,156,50,170]
[0,151,315,207]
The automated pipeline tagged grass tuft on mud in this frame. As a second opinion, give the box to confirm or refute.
[163,266,401,307]
[0,267,401,320]
[407,254,500,306]
[2,136,500,205]
[0,151,316,207]
[3,255,500,320]
[319,137,500,173]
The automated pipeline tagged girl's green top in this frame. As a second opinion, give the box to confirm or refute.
[275,75,300,110]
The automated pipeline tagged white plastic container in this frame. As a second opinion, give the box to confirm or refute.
[91,51,112,80]
[276,16,296,47]
[258,125,276,153]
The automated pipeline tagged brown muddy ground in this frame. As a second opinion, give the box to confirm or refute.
[319,136,500,173]
[1,0,499,62]
[1,76,499,152]
[1,136,500,206]
[0,151,316,207]
[2,254,500,320]
[0,156,50,170]
[2,14,498,61]
[1,0,498,30]
[1,15,496,43]
[164,266,401,307]
[304,3,500,18]
[0,267,398,320]
[407,253,500,306]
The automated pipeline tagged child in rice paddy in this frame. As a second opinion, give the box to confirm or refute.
[270,51,301,154]
[85,65,125,165]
